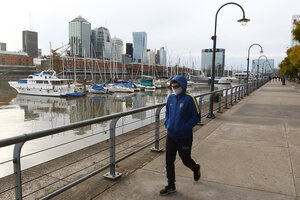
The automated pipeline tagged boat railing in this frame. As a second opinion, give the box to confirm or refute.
[0,78,269,200]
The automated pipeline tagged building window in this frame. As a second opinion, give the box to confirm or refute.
[18,59,22,65]
[1,58,5,65]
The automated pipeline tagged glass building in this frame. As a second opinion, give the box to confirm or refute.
[69,16,91,57]
[201,48,225,77]
[132,32,147,63]
[22,30,38,58]
[91,27,112,59]
[111,37,123,63]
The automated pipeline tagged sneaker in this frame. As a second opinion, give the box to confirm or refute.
[194,164,201,181]
[160,185,176,196]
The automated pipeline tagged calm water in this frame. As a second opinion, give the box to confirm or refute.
[0,80,227,177]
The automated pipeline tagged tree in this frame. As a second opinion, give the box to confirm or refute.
[279,20,300,78]
[292,21,300,43]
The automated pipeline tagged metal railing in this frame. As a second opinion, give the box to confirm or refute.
[0,78,269,200]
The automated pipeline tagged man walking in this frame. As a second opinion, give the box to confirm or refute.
[160,75,201,196]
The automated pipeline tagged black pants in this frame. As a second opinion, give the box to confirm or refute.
[165,136,197,185]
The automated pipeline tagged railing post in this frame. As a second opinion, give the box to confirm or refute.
[197,96,204,126]
[217,91,222,113]
[103,118,122,180]
[238,86,241,100]
[151,106,164,152]
[230,88,233,105]
[234,87,237,103]
[241,85,244,99]
[224,89,228,109]
[13,142,25,200]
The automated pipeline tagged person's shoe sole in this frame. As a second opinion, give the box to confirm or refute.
[160,189,176,196]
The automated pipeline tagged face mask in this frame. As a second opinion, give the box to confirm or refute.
[172,87,183,95]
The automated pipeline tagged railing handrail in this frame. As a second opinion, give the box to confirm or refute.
[0,84,244,148]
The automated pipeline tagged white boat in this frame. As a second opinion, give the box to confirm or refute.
[106,83,134,93]
[154,79,168,89]
[217,77,238,84]
[88,84,112,94]
[8,70,75,97]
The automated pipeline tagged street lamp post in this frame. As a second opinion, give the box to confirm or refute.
[262,60,270,80]
[246,44,263,95]
[207,2,250,119]
[256,55,268,88]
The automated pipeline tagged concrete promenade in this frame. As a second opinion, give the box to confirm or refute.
[88,80,300,200]
[47,80,300,200]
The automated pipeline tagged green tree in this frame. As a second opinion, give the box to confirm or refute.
[292,21,300,43]
[279,21,300,78]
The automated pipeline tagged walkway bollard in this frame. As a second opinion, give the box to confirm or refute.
[13,142,25,200]
[151,106,163,152]
[103,118,122,180]
[197,96,204,126]
[217,91,222,113]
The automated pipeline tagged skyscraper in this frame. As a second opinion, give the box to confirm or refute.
[22,30,38,58]
[0,43,7,51]
[291,15,300,47]
[132,32,147,63]
[111,37,123,63]
[201,48,225,77]
[157,47,167,66]
[91,27,112,59]
[69,16,91,57]
[125,43,133,58]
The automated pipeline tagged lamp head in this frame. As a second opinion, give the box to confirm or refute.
[238,18,250,26]
[260,50,264,54]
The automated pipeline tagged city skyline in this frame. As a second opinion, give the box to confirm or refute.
[0,0,299,70]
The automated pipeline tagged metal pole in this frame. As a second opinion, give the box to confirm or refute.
[234,87,237,103]
[225,89,228,109]
[151,106,163,152]
[230,88,233,105]
[207,2,248,118]
[103,118,122,180]
[197,97,204,125]
[13,142,25,200]
[217,91,222,113]
[246,44,263,95]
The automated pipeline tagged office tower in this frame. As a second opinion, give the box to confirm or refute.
[157,47,167,66]
[69,16,91,57]
[111,37,123,63]
[132,32,147,63]
[91,27,112,59]
[22,31,38,58]
[146,50,156,65]
[125,43,133,58]
[0,43,7,51]
[291,15,300,47]
[201,48,225,77]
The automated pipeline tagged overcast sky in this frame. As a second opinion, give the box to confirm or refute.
[0,0,299,70]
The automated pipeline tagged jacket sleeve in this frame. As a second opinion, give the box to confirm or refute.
[164,97,169,128]
[183,96,200,130]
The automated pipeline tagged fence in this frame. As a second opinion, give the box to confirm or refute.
[0,79,268,199]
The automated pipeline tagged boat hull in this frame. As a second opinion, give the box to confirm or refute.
[9,81,75,97]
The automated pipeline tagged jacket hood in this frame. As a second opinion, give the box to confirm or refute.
[171,75,187,92]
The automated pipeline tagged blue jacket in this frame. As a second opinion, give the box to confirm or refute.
[165,75,200,140]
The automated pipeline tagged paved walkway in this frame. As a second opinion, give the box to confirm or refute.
[57,80,300,200]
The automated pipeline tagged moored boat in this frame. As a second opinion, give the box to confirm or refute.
[8,70,75,97]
